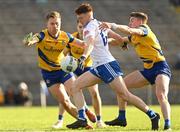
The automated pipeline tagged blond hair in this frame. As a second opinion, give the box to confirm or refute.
[46,11,61,21]
[130,12,148,23]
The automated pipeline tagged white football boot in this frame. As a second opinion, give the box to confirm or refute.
[52,120,63,129]
[96,120,106,128]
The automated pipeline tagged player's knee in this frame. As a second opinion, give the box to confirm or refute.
[118,92,129,102]
[71,81,80,93]
[156,92,168,102]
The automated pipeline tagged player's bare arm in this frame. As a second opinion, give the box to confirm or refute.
[77,35,94,70]
[108,38,129,51]
[23,32,40,46]
[108,30,124,45]
[99,22,144,36]
[107,30,128,50]
[62,37,86,56]
[82,35,94,59]
[73,38,86,47]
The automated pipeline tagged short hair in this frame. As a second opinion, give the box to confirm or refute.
[130,12,148,23]
[46,11,61,21]
[75,3,93,15]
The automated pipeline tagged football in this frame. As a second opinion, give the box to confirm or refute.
[61,55,78,73]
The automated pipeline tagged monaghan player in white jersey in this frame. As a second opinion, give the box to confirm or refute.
[67,3,159,129]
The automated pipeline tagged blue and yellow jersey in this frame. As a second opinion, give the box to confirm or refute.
[36,29,74,71]
[66,32,93,67]
[129,24,165,69]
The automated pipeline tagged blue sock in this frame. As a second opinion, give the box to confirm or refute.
[118,110,126,120]
[164,119,171,128]
[97,115,101,121]
[58,115,63,120]
[146,109,156,119]
[78,109,86,120]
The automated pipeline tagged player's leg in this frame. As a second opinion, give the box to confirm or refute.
[155,74,171,130]
[87,84,105,128]
[66,71,101,129]
[41,69,79,128]
[88,85,101,118]
[105,70,150,126]
[48,83,78,119]
[52,74,76,129]
[52,77,75,129]
[72,71,101,110]
[65,75,97,123]
[120,71,149,123]
[109,76,149,112]
[52,103,65,129]
[124,70,150,88]
[108,76,160,130]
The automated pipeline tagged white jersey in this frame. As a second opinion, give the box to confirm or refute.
[83,19,115,67]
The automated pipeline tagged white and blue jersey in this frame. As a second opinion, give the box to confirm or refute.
[83,19,115,67]
[83,19,123,83]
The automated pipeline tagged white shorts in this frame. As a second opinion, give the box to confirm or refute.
[90,60,123,83]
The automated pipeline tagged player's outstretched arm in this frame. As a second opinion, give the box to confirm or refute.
[108,30,129,50]
[108,30,124,45]
[99,22,144,36]
[22,32,39,46]
[108,38,128,50]
[73,38,86,47]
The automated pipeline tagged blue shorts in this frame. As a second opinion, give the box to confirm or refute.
[140,61,171,84]
[74,67,91,76]
[41,69,74,87]
[90,60,123,83]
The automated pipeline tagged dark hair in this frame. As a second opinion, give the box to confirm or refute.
[46,11,61,20]
[130,12,148,22]
[75,3,93,15]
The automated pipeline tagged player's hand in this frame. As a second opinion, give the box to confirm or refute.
[78,56,86,70]
[23,32,34,46]
[122,42,129,50]
[99,22,112,31]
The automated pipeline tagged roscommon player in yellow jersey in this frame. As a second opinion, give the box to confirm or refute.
[23,11,95,126]
[99,12,171,130]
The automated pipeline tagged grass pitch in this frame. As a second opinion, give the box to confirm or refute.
[0,105,180,131]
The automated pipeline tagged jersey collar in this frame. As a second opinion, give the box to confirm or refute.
[47,31,60,40]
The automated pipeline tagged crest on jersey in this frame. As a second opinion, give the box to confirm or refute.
[84,30,89,37]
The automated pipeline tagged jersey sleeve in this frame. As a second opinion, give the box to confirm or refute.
[37,32,45,42]
[138,25,148,37]
[66,32,74,43]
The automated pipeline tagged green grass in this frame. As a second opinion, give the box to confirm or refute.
[0,105,180,131]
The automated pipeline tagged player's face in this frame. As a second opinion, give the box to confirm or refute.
[77,22,83,36]
[47,17,61,36]
[77,13,90,26]
[129,17,142,28]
